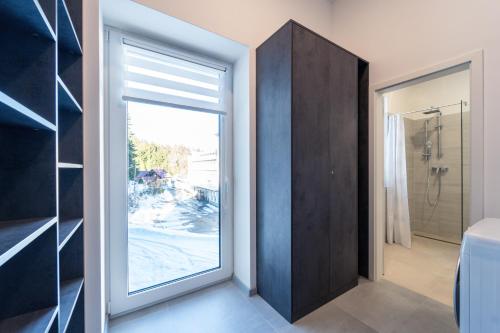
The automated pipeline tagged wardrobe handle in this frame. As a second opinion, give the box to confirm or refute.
[331,169,335,175]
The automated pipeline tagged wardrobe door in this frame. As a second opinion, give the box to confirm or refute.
[328,46,358,295]
[291,24,331,319]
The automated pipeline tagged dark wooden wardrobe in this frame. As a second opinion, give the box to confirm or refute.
[256,20,369,322]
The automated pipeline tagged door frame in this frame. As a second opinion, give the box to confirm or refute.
[104,27,234,317]
[370,50,484,281]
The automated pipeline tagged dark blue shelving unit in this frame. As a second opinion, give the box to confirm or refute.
[0,306,58,333]
[57,0,85,332]
[59,278,84,333]
[58,77,82,114]
[0,0,84,332]
[57,0,82,55]
[58,163,83,168]
[58,218,83,249]
[0,0,56,40]
[58,0,83,109]
[0,217,57,266]
[0,91,56,131]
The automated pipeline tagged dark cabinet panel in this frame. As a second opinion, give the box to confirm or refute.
[328,46,358,294]
[256,20,368,323]
[358,61,370,278]
[291,24,332,317]
[256,23,293,322]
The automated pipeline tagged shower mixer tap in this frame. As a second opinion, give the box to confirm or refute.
[432,166,448,174]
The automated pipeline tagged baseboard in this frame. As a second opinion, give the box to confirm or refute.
[232,275,257,296]
[103,315,109,333]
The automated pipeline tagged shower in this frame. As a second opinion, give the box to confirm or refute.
[422,109,445,207]
[386,97,468,245]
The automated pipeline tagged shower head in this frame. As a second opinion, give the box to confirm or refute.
[423,108,441,115]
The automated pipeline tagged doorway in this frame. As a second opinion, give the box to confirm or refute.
[371,51,484,286]
[380,65,469,306]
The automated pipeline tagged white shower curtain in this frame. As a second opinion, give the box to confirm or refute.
[385,114,412,248]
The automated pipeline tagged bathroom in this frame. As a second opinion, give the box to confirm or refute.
[383,64,470,306]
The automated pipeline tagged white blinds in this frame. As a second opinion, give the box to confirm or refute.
[122,41,226,113]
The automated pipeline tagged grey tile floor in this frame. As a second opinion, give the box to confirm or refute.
[109,278,458,333]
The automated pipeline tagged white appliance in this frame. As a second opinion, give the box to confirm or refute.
[457,218,500,332]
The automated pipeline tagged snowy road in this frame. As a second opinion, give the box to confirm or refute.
[127,184,220,292]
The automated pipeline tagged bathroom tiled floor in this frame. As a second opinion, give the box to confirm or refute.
[109,278,457,333]
[383,235,460,306]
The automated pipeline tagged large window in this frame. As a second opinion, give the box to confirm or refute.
[127,102,221,292]
[107,29,233,315]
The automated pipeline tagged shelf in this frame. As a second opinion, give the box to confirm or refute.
[59,278,83,333]
[58,112,83,165]
[0,306,58,333]
[59,225,83,282]
[58,53,82,108]
[48,313,58,333]
[0,217,57,266]
[59,218,83,249]
[0,223,58,322]
[57,0,82,108]
[59,167,83,223]
[0,0,56,41]
[38,0,56,34]
[0,28,56,124]
[0,90,56,131]
[58,163,83,169]
[58,76,82,113]
[57,0,82,54]
[64,290,83,333]
[0,127,57,221]
[58,75,82,165]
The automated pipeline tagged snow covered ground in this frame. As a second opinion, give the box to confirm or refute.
[128,183,219,292]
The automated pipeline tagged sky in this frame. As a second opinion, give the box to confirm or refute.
[127,101,219,150]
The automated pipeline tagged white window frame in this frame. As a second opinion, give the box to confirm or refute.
[105,27,233,317]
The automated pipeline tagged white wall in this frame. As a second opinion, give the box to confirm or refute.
[134,0,335,48]
[232,51,252,290]
[132,0,337,291]
[329,0,500,219]
[83,0,106,332]
[385,69,470,118]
